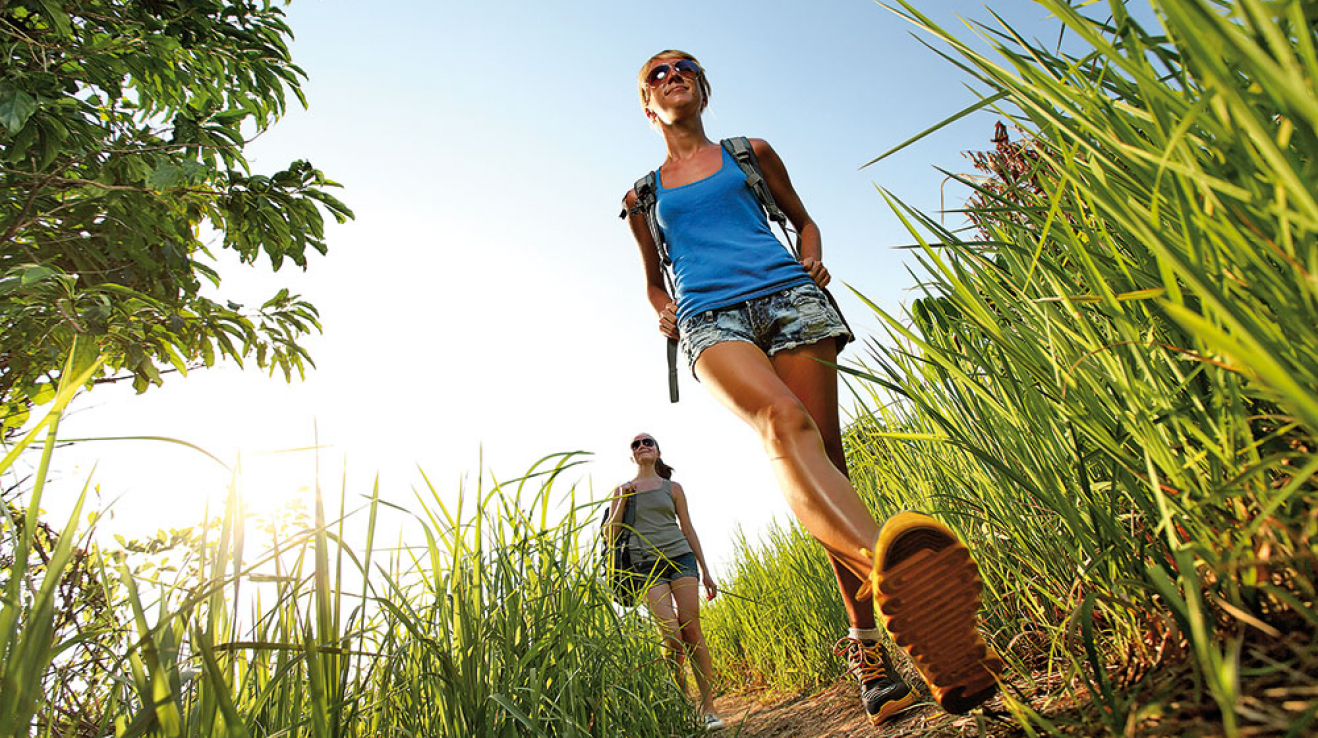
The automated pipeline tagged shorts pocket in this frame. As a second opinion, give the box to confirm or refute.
[788,287,831,330]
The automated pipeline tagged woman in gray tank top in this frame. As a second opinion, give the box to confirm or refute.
[603,433,721,730]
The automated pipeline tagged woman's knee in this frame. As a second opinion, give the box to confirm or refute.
[679,619,705,646]
[754,396,816,449]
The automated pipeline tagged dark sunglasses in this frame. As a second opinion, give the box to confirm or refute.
[631,438,657,450]
[646,59,701,87]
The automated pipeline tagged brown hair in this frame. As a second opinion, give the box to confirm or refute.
[654,458,675,480]
[637,49,711,115]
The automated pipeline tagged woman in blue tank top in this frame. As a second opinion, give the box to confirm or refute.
[621,51,1002,727]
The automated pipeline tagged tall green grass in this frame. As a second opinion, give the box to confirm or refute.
[7,2,1315,735]
[0,343,102,737]
[1,400,703,736]
[703,1,1317,734]
[701,524,846,695]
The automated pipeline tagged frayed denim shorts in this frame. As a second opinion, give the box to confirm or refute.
[678,282,852,375]
[638,551,700,585]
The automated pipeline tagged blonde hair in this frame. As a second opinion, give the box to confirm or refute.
[638,50,711,116]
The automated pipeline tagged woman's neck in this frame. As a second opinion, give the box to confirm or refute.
[633,461,662,481]
[660,116,713,162]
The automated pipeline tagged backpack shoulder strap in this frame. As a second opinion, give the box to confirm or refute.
[721,137,798,259]
[620,171,681,404]
[601,488,637,532]
[721,137,788,227]
[622,171,671,267]
[619,171,656,216]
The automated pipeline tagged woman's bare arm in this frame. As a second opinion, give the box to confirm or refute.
[671,481,718,599]
[624,188,679,337]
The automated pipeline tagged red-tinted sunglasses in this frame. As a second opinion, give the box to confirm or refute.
[646,59,702,87]
[631,438,657,450]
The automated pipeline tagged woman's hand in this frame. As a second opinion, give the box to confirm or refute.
[703,574,718,601]
[605,482,636,532]
[659,301,679,339]
[800,257,831,288]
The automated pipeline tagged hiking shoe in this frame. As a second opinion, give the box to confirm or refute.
[703,713,725,731]
[868,511,1004,714]
[835,636,917,725]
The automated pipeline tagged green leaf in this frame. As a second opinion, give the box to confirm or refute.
[33,0,72,36]
[29,382,56,406]
[20,266,55,286]
[148,162,185,190]
[1,404,30,430]
[263,288,290,308]
[0,0,349,425]
[0,84,38,134]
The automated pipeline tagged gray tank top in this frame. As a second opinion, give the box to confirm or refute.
[629,479,693,564]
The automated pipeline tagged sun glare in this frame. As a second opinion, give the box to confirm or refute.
[230,452,318,538]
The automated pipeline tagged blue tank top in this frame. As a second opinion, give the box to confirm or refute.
[655,146,811,323]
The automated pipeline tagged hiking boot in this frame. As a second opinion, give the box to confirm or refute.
[702,712,725,731]
[835,636,917,725]
[867,511,1004,714]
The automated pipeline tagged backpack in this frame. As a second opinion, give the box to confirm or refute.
[599,491,645,607]
[621,137,848,402]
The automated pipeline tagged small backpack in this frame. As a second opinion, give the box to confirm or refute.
[621,137,847,402]
[599,491,645,607]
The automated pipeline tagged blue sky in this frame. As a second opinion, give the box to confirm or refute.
[35,0,1099,572]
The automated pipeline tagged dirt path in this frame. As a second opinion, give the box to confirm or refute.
[711,678,1018,738]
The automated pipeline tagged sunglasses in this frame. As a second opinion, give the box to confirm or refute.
[646,59,702,87]
[631,438,657,450]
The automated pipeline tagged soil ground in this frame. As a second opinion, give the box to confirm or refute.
[712,679,1017,737]
[701,627,1318,737]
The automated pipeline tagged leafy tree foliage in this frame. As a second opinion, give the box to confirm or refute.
[0,0,352,431]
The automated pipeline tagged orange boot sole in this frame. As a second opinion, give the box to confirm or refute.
[870,512,1003,714]
[868,690,918,725]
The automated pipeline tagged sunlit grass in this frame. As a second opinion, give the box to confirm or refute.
[1,399,705,736]
[6,2,1316,736]
[703,1,1317,735]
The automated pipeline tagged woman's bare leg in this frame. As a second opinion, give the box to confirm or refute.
[713,342,1001,716]
[645,582,689,696]
[771,341,875,627]
[671,577,716,715]
[694,340,877,583]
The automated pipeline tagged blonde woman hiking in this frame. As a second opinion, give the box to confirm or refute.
[619,50,1004,725]
[603,433,723,731]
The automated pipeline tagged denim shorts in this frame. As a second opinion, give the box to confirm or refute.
[678,282,853,374]
[636,551,700,585]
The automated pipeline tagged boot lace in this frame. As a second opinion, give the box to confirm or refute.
[834,637,889,684]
